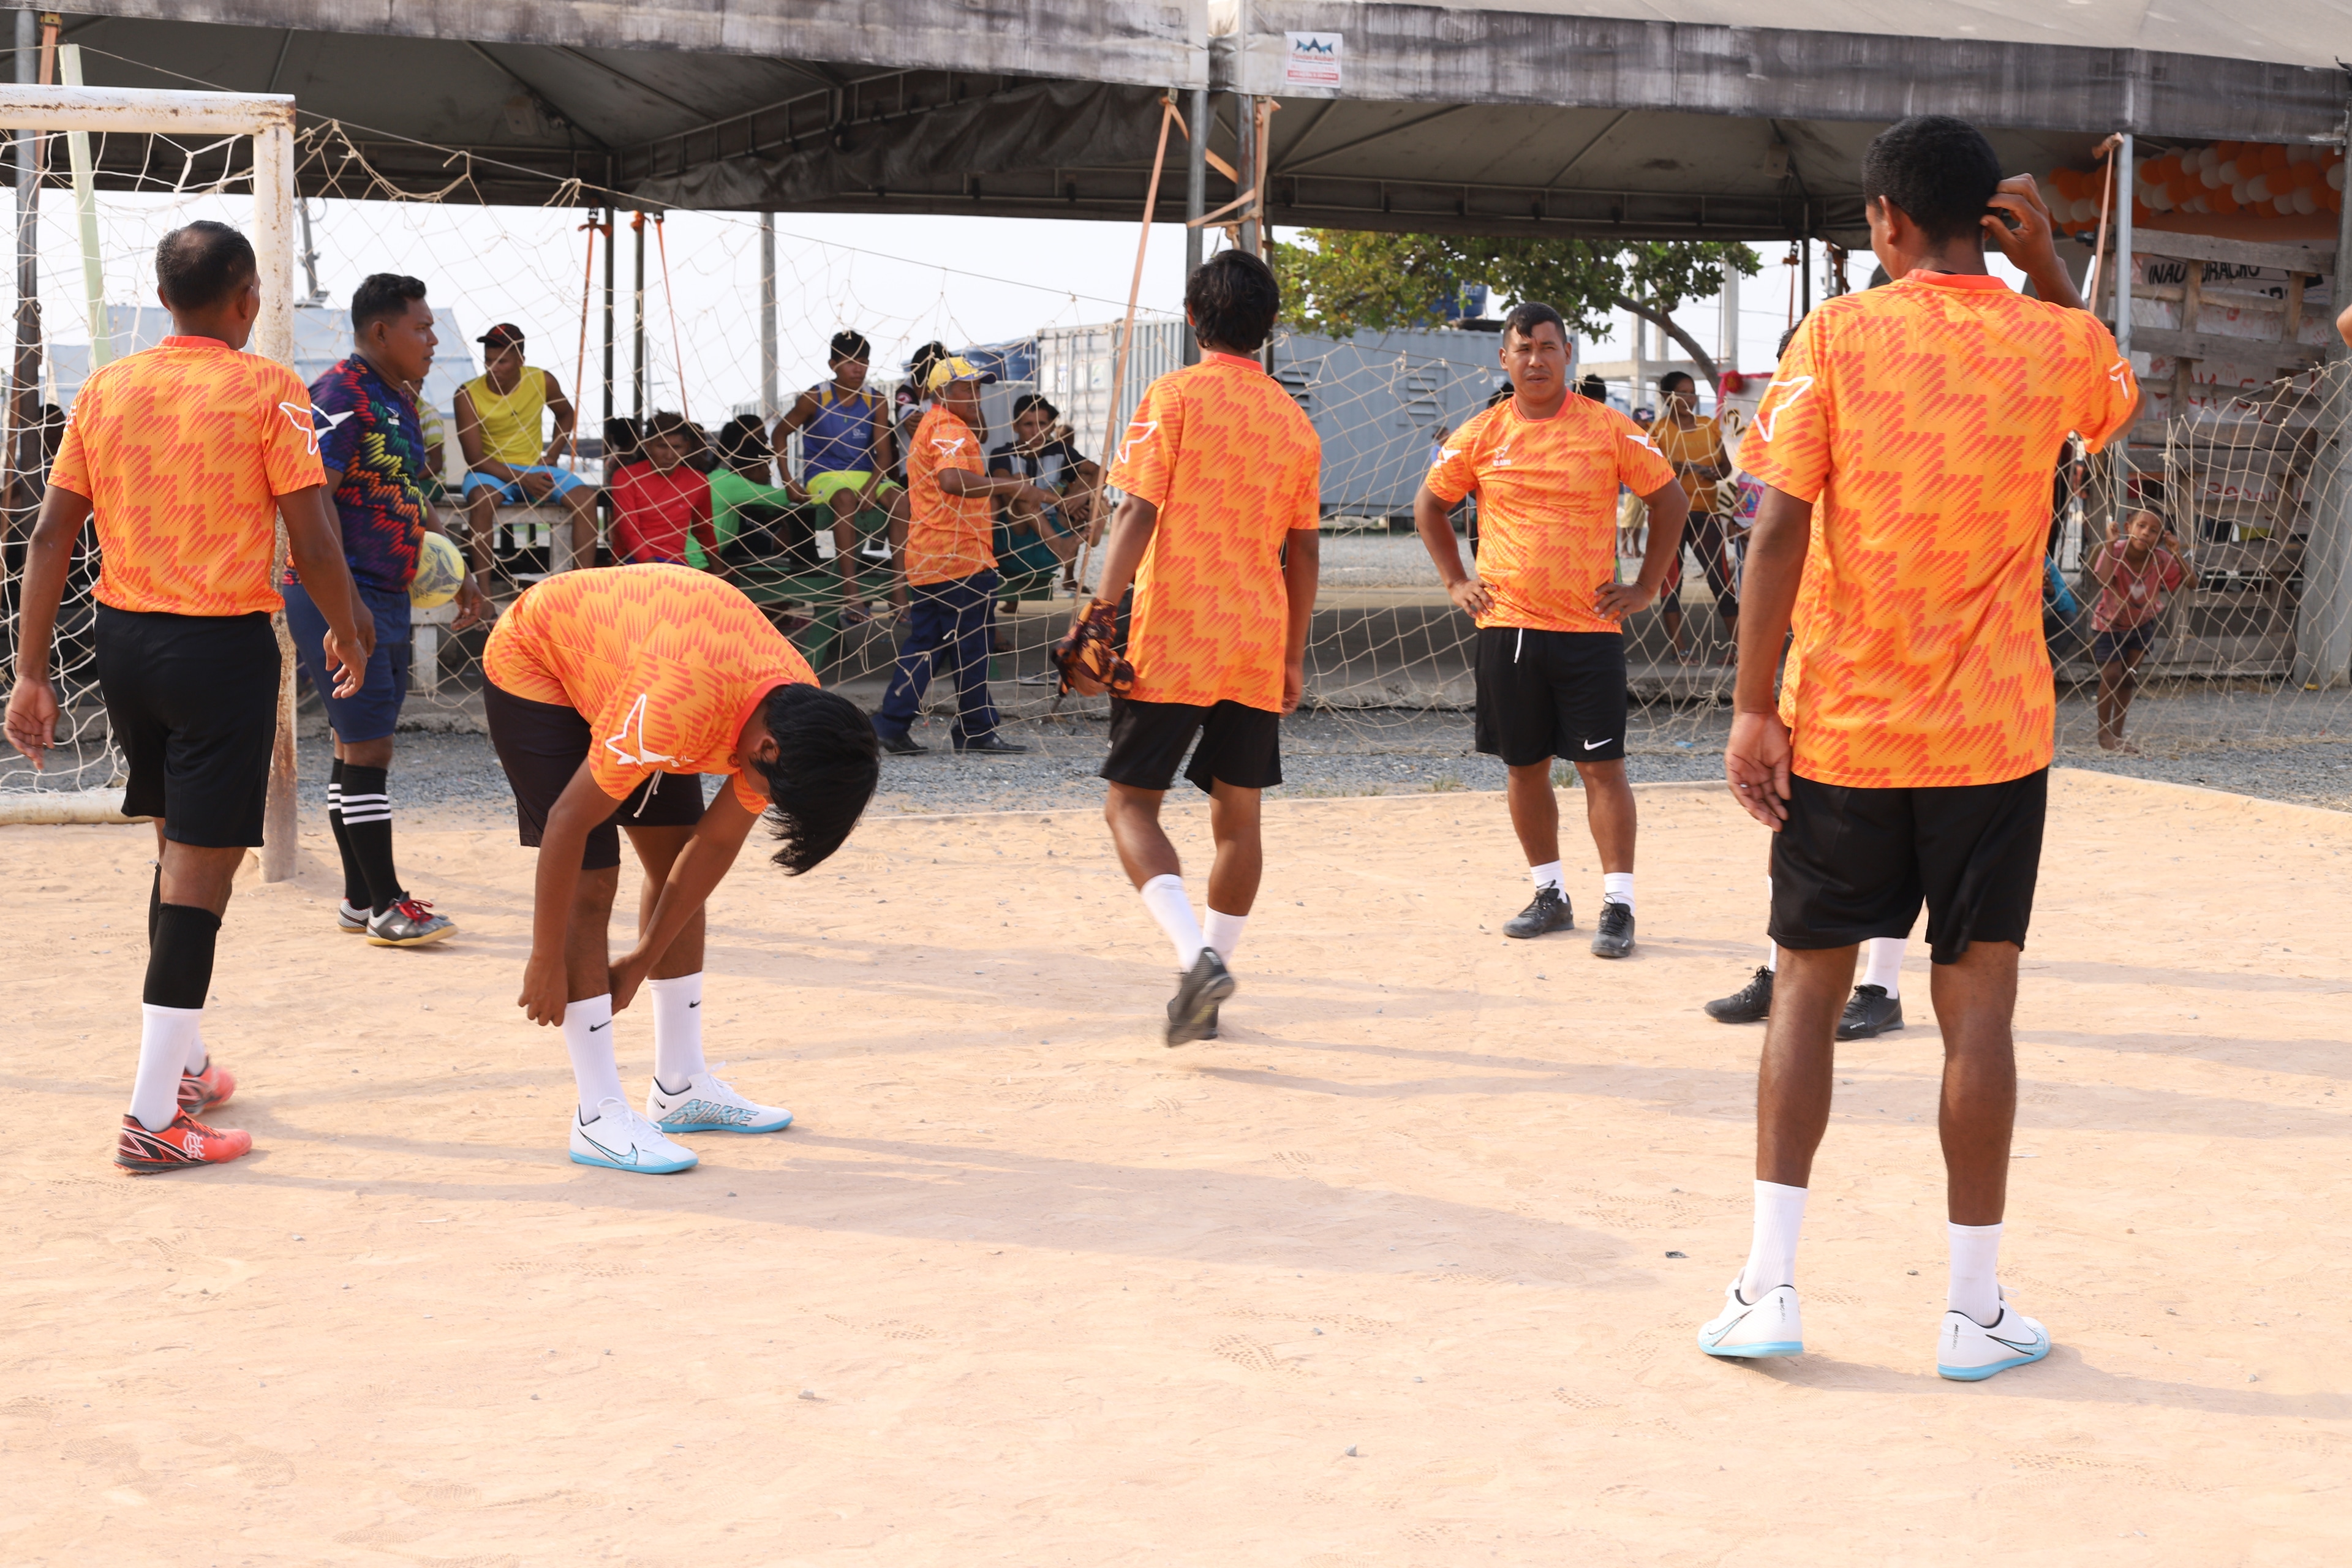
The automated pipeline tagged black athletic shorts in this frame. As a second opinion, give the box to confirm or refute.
[483,680,707,871]
[1101,696,1282,794]
[1473,627,1628,766]
[1770,768,2048,967]
[96,606,279,847]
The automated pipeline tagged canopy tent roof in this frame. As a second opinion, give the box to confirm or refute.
[34,2,2351,245]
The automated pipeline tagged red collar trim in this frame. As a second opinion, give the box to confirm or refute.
[1202,351,1262,371]
[160,334,235,349]
[1902,271,2009,292]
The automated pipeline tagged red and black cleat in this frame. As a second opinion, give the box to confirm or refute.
[176,1057,236,1114]
[115,1110,253,1174]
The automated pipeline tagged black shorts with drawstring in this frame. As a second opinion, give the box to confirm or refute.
[483,681,706,870]
[1473,626,1628,766]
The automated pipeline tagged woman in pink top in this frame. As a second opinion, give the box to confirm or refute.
[2087,508,2187,753]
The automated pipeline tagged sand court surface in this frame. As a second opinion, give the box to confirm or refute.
[2,771,2348,1564]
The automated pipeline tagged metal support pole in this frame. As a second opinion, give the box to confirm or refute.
[251,110,300,880]
[2114,132,2135,362]
[631,209,644,420]
[2288,107,2352,690]
[1800,231,1811,318]
[57,43,106,367]
[1236,92,1257,258]
[759,211,778,420]
[1719,255,1739,382]
[9,9,40,534]
[1183,86,1207,366]
[598,202,614,425]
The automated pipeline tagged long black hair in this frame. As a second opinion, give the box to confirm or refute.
[748,685,879,873]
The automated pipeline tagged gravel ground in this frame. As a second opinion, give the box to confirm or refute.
[288,698,2352,822]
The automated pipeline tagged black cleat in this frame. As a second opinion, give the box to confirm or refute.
[1836,984,1904,1041]
[1705,965,1774,1023]
[1502,885,1573,939]
[1165,949,1235,1047]
[875,728,925,755]
[954,734,1031,755]
[1590,899,1636,959]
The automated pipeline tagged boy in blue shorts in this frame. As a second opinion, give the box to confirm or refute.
[773,330,908,620]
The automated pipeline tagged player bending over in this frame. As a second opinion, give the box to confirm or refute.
[1414,303,1687,959]
[483,564,879,1174]
[1703,116,2138,1381]
[4,220,374,1172]
[1062,250,1321,1045]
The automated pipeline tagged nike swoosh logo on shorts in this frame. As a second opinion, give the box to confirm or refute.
[1584,738,1613,750]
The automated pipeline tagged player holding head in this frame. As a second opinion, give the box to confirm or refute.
[4,219,374,1171]
[292,271,481,951]
[483,564,880,1174]
[1075,249,1321,1045]
[1413,302,1687,959]
[771,330,907,620]
[1702,116,2139,1379]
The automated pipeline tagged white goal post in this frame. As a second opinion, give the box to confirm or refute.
[0,84,302,876]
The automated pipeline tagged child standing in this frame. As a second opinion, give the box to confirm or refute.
[2087,508,2187,753]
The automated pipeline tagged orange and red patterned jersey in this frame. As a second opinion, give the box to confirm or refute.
[48,336,325,616]
[483,564,816,811]
[1738,271,2138,788]
[1106,352,1322,709]
[904,404,995,587]
[1423,396,1676,634]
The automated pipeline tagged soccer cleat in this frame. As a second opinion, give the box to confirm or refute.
[1697,1277,1805,1359]
[115,1110,253,1174]
[366,897,456,948]
[647,1066,793,1134]
[1936,1301,2051,1381]
[176,1057,235,1114]
[1165,949,1235,1047]
[336,899,369,933]
[1590,900,1637,959]
[1705,965,1775,1023]
[1836,984,1904,1041]
[1502,885,1573,939]
[1167,998,1222,1041]
[568,1098,698,1174]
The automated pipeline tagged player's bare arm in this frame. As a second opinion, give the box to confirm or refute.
[608,786,760,1011]
[1091,492,1159,607]
[937,465,1057,511]
[1412,478,1492,619]
[279,482,376,696]
[1725,483,1811,828]
[453,384,513,486]
[1281,526,1319,715]
[538,372,578,466]
[1594,478,1689,620]
[519,760,627,1026]
[1981,174,2085,311]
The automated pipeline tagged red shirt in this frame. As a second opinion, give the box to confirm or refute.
[2088,540,2187,632]
[608,461,716,565]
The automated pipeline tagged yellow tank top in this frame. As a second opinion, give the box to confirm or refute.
[462,367,548,467]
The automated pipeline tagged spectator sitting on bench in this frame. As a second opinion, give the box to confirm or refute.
[454,322,597,570]
[705,414,809,573]
[608,411,726,573]
[989,393,1101,597]
[772,330,905,624]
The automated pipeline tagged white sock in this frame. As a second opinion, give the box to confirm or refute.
[1947,1221,2003,1327]
[1139,873,1206,969]
[1529,859,1564,893]
[1202,908,1249,964]
[129,1004,203,1132]
[1862,936,1905,998]
[1602,871,1635,911]
[1763,876,1777,971]
[647,973,706,1093]
[562,995,625,1121]
[1739,1180,1807,1301]
[182,1019,211,1075]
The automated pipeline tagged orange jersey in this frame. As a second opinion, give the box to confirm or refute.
[904,405,994,587]
[483,564,816,812]
[1424,397,1676,634]
[48,336,325,616]
[1738,272,2138,788]
[1106,353,1322,709]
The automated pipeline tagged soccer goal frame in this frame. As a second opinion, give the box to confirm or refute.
[0,84,304,875]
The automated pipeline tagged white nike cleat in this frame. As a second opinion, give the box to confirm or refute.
[1936,1300,2051,1381]
[1697,1276,1805,1359]
[647,1065,793,1134]
[568,1097,698,1174]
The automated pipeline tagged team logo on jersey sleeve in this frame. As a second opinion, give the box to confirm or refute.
[1752,375,1815,442]
[281,401,354,456]
[1115,420,1159,466]
[605,692,679,767]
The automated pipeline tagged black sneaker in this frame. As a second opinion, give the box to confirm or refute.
[1502,885,1573,939]
[1590,899,1635,959]
[875,728,925,755]
[1704,965,1774,1023]
[1165,949,1235,1047]
[1167,998,1221,1041]
[1836,984,1904,1041]
[954,734,1031,755]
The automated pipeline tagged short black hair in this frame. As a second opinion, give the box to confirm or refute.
[603,416,641,466]
[1578,374,1608,402]
[905,341,949,393]
[351,273,428,334]
[643,410,695,444]
[1501,301,1567,345]
[155,220,255,312]
[1659,371,1695,394]
[1862,115,2003,246]
[829,329,872,365]
[751,685,880,874]
[716,413,769,467]
[1011,393,1058,421]
[1186,251,1281,352]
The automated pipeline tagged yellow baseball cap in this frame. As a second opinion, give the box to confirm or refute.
[924,354,995,393]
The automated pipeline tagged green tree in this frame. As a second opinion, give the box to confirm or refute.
[1270,231,1760,392]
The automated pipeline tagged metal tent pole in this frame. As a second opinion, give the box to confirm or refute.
[1183,86,1206,365]
[2290,106,2352,690]
[2114,133,2135,361]
[8,9,39,533]
[760,211,778,419]
[631,209,645,421]
[600,202,614,426]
